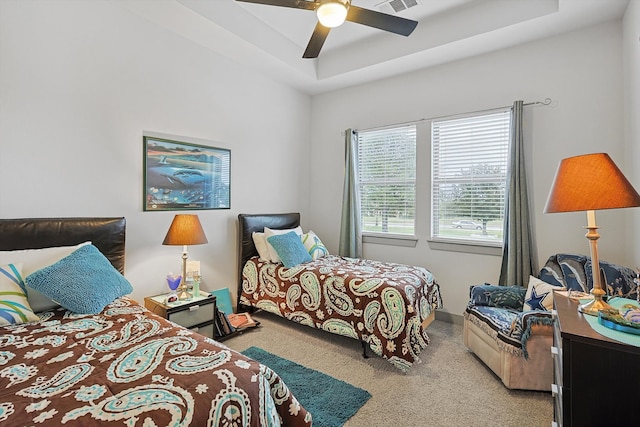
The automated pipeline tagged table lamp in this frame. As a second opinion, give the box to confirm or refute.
[544,153,640,315]
[162,214,208,301]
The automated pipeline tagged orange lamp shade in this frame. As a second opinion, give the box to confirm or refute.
[162,214,208,246]
[544,153,640,213]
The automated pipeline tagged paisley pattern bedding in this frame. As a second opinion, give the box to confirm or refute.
[241,255,443,371]
[0,297,311,427]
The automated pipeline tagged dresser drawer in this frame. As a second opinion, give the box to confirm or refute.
[168,300,215,328]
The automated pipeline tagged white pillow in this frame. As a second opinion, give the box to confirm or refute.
[301,230,329,260]
[264,226,303,263]
[0,242,91,312]
[523,275,566,311]
[252,232,271,261]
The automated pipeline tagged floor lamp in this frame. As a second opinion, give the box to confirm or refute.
[544,153,640,315]
[162,214,208,301]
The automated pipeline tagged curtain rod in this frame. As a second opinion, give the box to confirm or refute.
[351,98,552,134]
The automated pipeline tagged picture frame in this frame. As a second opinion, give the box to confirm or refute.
[143,136,230,211]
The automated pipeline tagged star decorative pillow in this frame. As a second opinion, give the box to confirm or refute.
[523,276,565,311]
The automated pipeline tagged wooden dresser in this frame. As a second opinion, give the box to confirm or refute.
[552,293,640,427]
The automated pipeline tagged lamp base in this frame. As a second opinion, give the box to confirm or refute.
[177,286,192,301]
[578,290,618,316]
[178,248,191,301]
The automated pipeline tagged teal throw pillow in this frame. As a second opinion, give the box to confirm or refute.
[26,244,133,314]
[266,231,312,268]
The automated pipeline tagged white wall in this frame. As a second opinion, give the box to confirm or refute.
[624,1,640,262]
[310,21,630,317]
[0,0,311,304]
[1,1,635,319]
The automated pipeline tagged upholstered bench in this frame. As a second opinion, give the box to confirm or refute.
[463,253,637,391]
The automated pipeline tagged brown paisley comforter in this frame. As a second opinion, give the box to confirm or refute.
[241,255,443,371]
[0,297,311,427]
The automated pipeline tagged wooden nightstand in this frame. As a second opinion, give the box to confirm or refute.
[552,293,640,426]
[144,292,217,339]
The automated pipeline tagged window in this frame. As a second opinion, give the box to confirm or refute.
[431,109,510,246]
[357,125,416,236]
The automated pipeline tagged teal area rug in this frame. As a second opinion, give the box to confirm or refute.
[241,346,371,427]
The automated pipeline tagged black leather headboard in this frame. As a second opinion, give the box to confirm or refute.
[0,217,126,274]
[237,213,300,310]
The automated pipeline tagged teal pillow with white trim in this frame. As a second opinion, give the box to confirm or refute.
[0,263,39,325]
[26,244,133,314]
[266,231,312,268]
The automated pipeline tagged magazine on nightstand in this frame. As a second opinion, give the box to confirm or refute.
[555,289,594,301]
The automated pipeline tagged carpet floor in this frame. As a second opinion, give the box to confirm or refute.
[226,312,553,427]
[242,346,371,427]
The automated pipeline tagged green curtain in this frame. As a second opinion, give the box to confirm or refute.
[499,101,537,287]
[339,129,362,258]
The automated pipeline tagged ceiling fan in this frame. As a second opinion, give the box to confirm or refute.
[235,0,419,58]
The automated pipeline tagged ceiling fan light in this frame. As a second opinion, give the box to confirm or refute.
[317,2,348,28]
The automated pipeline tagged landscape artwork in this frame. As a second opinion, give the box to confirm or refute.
[144,136,231,211]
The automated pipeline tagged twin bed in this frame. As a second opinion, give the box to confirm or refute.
[237,213,443,372]
[0,217,311,427]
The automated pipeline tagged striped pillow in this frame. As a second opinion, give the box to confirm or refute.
[0,263,39,325]
[302,231,329,260]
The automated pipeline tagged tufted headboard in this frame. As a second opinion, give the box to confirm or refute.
[237,213,300,310]
[0,217,126,273]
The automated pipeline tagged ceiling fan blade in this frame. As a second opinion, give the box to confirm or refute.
[235,0,318,11]
[303,22,331,58]
[346,5,418,36]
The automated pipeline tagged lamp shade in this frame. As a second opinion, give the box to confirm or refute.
[162,214,208,246]
[544,153,640,213]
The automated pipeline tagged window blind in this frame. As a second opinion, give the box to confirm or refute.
[431,109,510,243]
[357,125,416,235]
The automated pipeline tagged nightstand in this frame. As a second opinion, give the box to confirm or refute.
[144,292,217,339]
[552,293,640,426]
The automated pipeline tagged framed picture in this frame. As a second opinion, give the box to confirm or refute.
[143,136,230,211]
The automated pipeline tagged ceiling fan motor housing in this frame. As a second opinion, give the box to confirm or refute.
[317,0,350,28]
